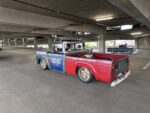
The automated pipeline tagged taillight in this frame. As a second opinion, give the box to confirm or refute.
[111,61,117,81]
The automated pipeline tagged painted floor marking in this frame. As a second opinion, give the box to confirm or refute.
[142,62,150,70]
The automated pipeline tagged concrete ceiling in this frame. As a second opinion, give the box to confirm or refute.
[0,0,139,26]
[109,0,150,28]
[0,0,149,39]
[107,26,150,39]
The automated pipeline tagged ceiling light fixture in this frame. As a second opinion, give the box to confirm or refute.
[121,25,133,30]
[96,16,114,21]
[131,32,142,35]
[84,32,91,35]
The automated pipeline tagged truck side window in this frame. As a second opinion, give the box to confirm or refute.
[54,44,63,53]
[65,44,71,52]
[57,48,62,52]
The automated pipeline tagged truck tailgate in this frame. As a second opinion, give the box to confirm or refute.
[115,57,129,75]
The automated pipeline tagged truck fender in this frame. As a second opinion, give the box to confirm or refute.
[36,54,50,69]
[75,62,96,78]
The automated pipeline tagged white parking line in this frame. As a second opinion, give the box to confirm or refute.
[142,62,150,70]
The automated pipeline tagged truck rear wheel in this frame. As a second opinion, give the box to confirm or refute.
[40,59,48,70]
[77,67,93,83]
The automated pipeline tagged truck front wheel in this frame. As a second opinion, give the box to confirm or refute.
[77,67,93,83]
[40,59,48,70]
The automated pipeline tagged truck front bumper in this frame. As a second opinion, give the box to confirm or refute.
[111,70,131,87]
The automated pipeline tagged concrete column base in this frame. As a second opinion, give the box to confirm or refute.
[48,36,53,50]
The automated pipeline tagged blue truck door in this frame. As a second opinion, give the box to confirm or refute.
[49,53,65,72]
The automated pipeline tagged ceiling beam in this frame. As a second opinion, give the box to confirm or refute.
[0,6,104,35]
[108,0,150,28]
[0,6,73,28]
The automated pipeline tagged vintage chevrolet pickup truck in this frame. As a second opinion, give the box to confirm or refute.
[35,39,130,87]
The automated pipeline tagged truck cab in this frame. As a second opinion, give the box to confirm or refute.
[53,39,87,54]
[36,39,87,72]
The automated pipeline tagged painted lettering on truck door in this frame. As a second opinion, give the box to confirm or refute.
[49,53,65,72]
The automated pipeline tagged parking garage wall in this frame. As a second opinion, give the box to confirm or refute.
[137,36,150,49]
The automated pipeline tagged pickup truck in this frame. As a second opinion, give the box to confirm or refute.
[35,39,130,87]
[107,44,135,53]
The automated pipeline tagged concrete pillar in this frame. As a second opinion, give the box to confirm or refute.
[34,38,38,49]
[114,40,116,47]
[14,39,17,47]
[22,38,24,47]
[8,39,11,46]
[22,38,27,47]
[97,33,105,53]
[135,39,138,49]
[48,36,53,50]
[2,39,5,47]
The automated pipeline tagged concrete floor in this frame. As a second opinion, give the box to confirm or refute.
[0,49,150,113]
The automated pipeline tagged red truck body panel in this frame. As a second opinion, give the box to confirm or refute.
[65,53,129,83]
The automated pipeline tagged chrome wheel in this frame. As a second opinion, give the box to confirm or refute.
[78,67,93,83]
[40,59,48,70]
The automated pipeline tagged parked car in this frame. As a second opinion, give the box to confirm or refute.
[35,39,130,87]
[107,44,136,53]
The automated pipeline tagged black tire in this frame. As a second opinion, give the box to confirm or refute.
[40,59,48,70]
[77,67,93,83]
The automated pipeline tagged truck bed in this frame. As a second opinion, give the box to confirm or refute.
[66,52,127,61]
[66,52,129,83]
